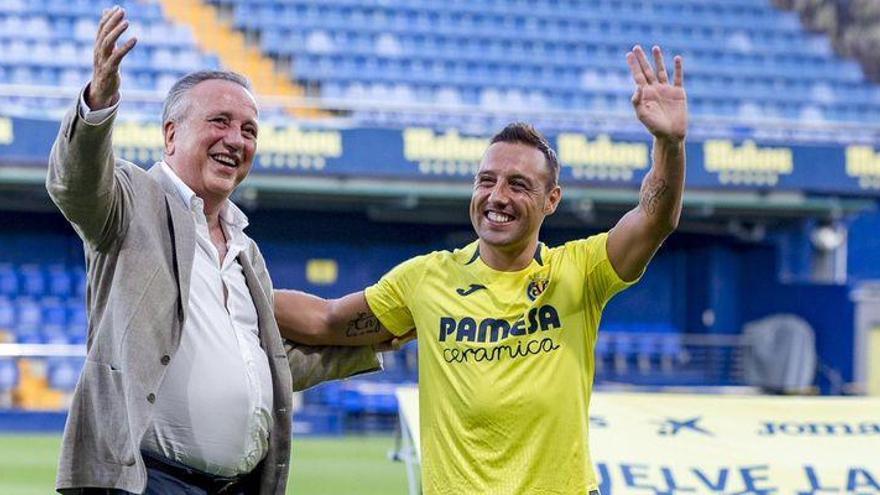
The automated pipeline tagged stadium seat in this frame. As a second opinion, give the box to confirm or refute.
[0,264,17,296]
[47,357,83,392]
[14,324,41,344]
[46,265,71,297]
[41,324,69,345]
[0,358,18,393]
[69,267,86,298]
[41,297,66,327]
[0,296,14,330]
[18,264,45,296]
[15,297,41,327]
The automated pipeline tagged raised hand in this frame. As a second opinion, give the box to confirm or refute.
[626,45,687,143]
[87,6,137,110]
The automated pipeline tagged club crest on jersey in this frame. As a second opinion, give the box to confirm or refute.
[526,273,549,301]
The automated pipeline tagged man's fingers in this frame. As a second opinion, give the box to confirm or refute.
[101,19,130,57]
[95,7,118,43]
[633,45,656,84]
[674,55,684,87]
[96,6,124,49]
[631,85,642,106]
[626,51,647,86]
[108,36,137,69]
[653,46,669,84]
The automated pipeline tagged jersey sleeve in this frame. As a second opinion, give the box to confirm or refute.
[565,232,640,306]
[364,256,424,336]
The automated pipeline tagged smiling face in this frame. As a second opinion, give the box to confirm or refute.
[470,141,561,256]
[163,79,258,207]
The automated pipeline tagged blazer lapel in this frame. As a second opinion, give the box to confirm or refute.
[237,249,276,347]
[148,164,195,321]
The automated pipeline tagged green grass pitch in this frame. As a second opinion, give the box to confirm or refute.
[0,434,409,494]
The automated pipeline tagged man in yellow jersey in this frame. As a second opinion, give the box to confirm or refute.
[275,45,687,494]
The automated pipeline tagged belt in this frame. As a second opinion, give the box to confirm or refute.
[140,450,257,494]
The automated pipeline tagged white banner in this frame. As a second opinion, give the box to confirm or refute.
[395,388,880,494]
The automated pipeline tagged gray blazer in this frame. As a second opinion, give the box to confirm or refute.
[46,98,381,494]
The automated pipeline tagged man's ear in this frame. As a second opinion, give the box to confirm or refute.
[544,185,562,215]
[163,121,176,155]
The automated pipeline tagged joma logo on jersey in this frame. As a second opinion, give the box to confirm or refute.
[526,274,549,301]
[438,305,561,343]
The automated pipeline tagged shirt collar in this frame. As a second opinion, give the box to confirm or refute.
[159,161,249,231]
[160,161,198,210]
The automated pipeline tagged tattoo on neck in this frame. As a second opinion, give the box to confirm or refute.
[345,312,380,337]
[640,177,669,215]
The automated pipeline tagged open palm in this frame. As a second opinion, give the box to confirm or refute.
[627,45,687,142]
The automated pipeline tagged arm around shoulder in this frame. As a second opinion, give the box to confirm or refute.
[274,290,395,346]
[284,340,383,392]
[275,290,390,391]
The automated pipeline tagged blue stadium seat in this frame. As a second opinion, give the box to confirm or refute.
[15,296,42,327]
[46,265,72,297]
[42,323,69,345]
[0,358,18,392]
[0,296,14,330]
[18,264,46,296]
[47,357,83,392]
[0,264,17,296]
[14,324,41,344]
[41,297,66,326]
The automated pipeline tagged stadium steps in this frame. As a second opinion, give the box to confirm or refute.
[156,0,323,118]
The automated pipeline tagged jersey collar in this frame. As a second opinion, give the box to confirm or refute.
[466,242,544,267]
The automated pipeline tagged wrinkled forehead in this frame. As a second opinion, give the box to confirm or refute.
[188,79,259,119]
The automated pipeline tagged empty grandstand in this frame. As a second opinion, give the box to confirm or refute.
[0,0,878,493]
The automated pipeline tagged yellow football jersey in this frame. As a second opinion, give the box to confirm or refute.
[365,233,635,495]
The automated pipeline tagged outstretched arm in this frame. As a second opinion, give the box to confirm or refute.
[607,45,688,282]
[274,289,399,346]
[46,6,138,249]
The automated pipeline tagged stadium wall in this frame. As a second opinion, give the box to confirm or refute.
[849,209,880,281]
[0,204,865,394]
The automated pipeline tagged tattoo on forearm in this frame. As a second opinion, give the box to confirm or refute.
[639,177,669,215]
[345,312,380,338]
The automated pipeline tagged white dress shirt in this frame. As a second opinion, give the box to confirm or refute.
[80,97,275,476]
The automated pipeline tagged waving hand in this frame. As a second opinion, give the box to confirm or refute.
[626,45,687,142]
[86,6,137,110]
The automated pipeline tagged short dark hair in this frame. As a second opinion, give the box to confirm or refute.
[489,122,560,189]
[161,70,254,128]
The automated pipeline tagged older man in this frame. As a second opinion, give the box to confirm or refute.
[47,7,380,494]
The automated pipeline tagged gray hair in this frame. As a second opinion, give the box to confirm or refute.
[161,70,254,129]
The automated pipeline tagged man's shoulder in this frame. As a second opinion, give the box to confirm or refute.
[115,160,162,191]
[391,250,443,277]
[546,233,609,256]
[406,243,478,273]
[380,247,462,287]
